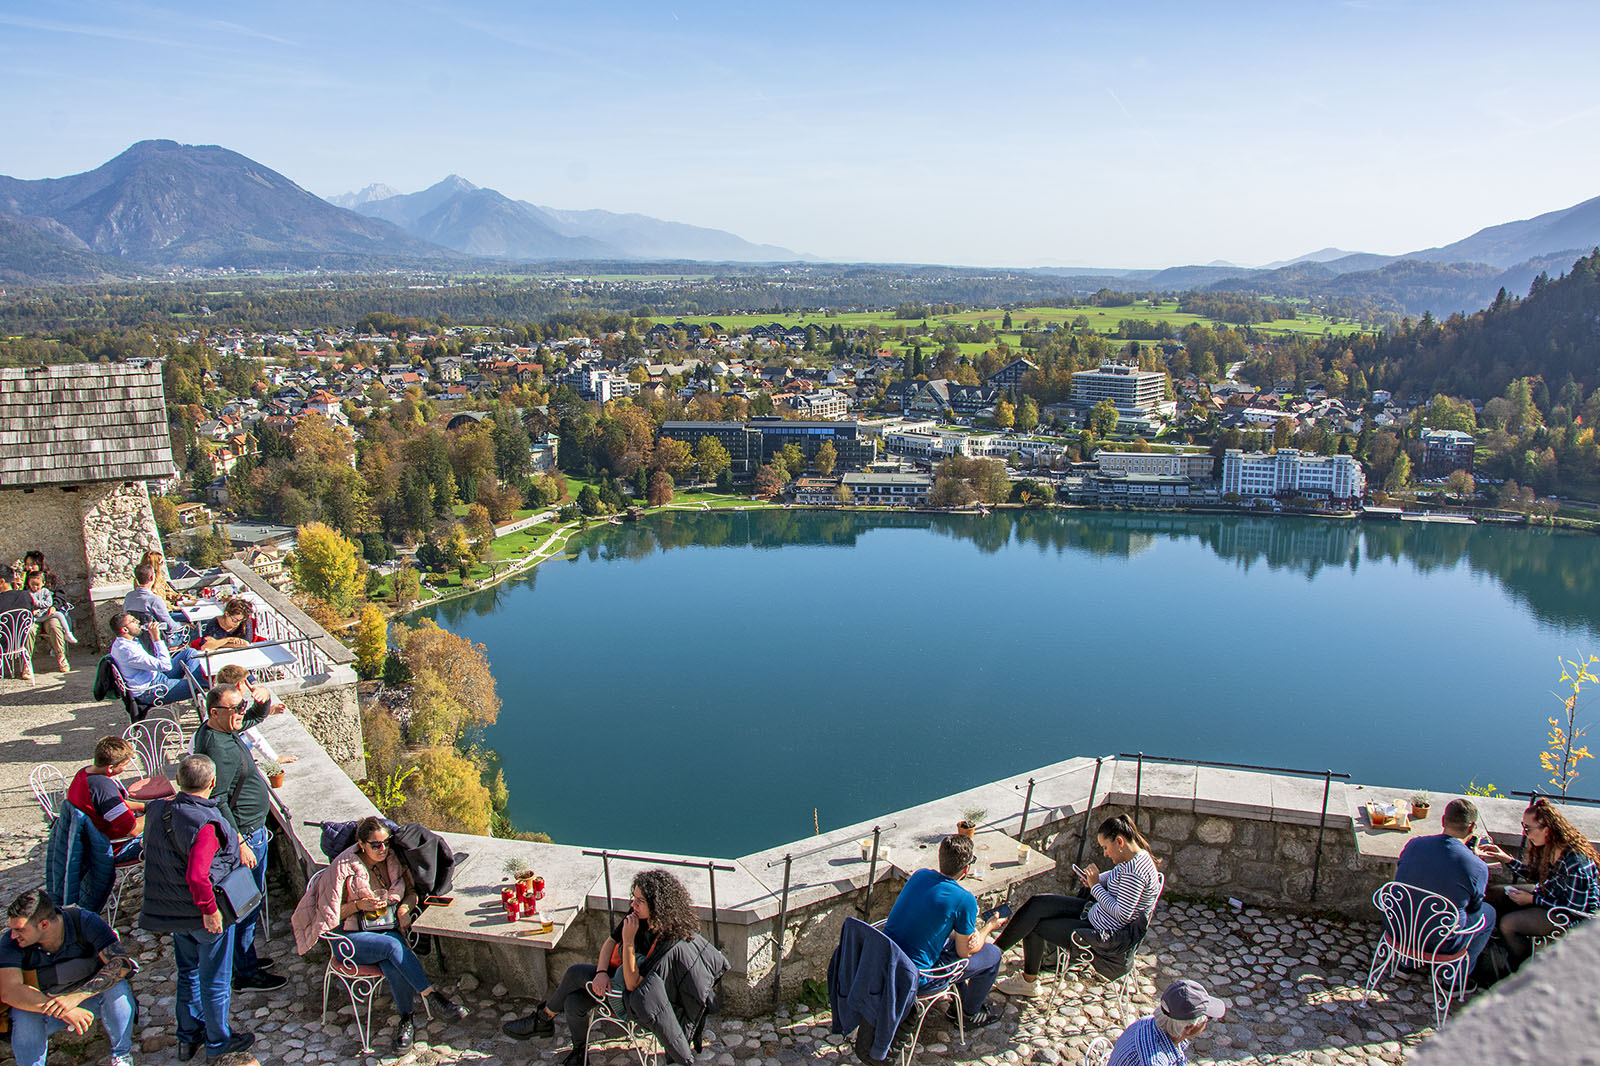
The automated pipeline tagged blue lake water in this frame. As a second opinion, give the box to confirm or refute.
[420,510,1600,856]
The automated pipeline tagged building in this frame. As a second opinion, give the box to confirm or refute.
[1070,471,1201,507]
[659,421,760,475]
[0,363,175,647]
[840,471,933,506]
[780,388,852,420]
[899,379,1000,417]
[1222,449,1366,502]
[749,418,875,472]
[1096,451,1216,480]
[1062,362,1177,433]
[987,357,1037,390]
[1421,429,1475,476]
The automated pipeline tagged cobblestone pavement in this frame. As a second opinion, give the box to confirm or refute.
[0,827,1447,1066]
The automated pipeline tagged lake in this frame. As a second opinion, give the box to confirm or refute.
[420,509,1600,856]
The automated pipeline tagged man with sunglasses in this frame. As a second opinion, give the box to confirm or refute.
[191,686,287,994]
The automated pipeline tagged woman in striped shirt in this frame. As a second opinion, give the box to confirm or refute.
[993,814,1161,998]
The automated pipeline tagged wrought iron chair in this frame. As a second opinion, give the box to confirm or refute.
[583,983,657,1066]
[1361,881,1489,1027]
[104,657,172,724]
[1,608,34,678]
[869,917,971,1064]
[1532,904,1589,954]
[318,928,432,1053]
[1081,1036,1113,1066]
[123,716,185,784]
[105,837,144,928]
[1050,871,1166,1025]
[30,764,66,820]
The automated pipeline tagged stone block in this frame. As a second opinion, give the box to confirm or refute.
[1151,812,1196,842]
[1195,817,1234,845]
[1236,861,1281,892]
[1173,844,1229,887]
[1270,775,1352,828]
[1194,766,1274,819]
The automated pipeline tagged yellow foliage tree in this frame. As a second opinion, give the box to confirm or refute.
[396,620,501,738]
[354,606,387,680]
[288,522,365,614]
[395,746,493,836]
[392,565,422,610]
[1543,653,1598,795]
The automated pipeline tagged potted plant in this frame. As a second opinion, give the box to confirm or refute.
[259,759,284,789]
[503,857,536,888]
[1410,792,1432,819]
[957,806,986,838]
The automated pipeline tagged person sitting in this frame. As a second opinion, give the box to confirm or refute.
[23,568,78,655]
[108,612,203,705]
[880,834,1005,1031]
[0,888,139,1066]
[1477,796,1600,965]
[214,663,287,717]
[189,598,257,653]
[291,816,466,1049]
[0,569,50,683]
[1106,978,1225,1066]
[1392,797,1495,972]
[65,737,145,863]
[124,561,182,642]
[503,869,703,1065]
[994,813,1161,998]
[139,548,180,605]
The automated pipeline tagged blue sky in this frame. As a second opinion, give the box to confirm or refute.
[3,0,1598,267]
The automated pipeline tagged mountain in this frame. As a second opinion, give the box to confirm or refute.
[1259,247,1365,269]
[340,175,804,261]
[0,214,141,284]
[326,183,401,209]
[0,140,452,271]
[1408,193,1600,269]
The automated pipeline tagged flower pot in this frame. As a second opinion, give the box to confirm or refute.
[1411,802,1431,819]
[268,773,284,789]
[957,821,977,839]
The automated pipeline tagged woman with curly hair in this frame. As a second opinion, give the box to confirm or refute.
[503,868,700,1063]
[138,549,180,605]
[1479,796,1600,962]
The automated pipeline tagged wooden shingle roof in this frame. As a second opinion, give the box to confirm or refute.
[0,363,175,488]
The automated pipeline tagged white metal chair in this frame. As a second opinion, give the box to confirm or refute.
[30,764,66,820]
[1052,871,1165,1024]
[1361,881,1489,1027]
[320,930,387,1053]
[0,609,34,678]
[105,838,143,928]
[583,984,657,1066]
[123,716,185,782]
[1532,904,1589,954]
[1081,1036,1113,1066]
[869,918,971,1064]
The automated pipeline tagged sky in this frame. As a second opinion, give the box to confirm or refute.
[3,0,1599,268]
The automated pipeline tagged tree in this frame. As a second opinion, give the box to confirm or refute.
[1445,470,1476,499]
[394,619,501,741]
[395,745,493,836]
[354,606,387,680]
[971,459,1011,504]
[1015,397,1039,433]
[393,565,422,610]
[288,522,365,614]
[491,408,532,481]
[994,398,1015,428]
[834,483,854,505]
[1384,452,1413,492]
[647,470,674,507]
[577,484,604,516]
[930,477,978,508]
[813,440,837,477]
[1090,398,1119,437]
[755,463,787,499]
[694,436,732,482]
[152,497,181,538]
[654,436,695,480]
[779,444,805,480]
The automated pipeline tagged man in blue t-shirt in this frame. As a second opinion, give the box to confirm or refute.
[0,889,138,1066]
[881,834,1006,1028]
[1394,797,1495,970]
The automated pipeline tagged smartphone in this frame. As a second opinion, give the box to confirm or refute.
[1071,863,1088,882]
[980,903,1013,922]
[1465,836,1480,851]
[423,895,454,907]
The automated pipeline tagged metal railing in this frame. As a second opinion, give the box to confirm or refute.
[1118,753,1350,902]
[246,601,335,678]
[581,849,736,950]
[763,822,897,1010]
[1513,790,1600,808]
[1010,757,1110,868]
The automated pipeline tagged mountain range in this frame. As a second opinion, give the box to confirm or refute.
[1,139,1598,321]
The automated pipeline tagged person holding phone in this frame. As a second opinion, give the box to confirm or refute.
[1392,798,1495,973]
[1476,796,1600,966]
[994,814,1161,998]
[290,816,466,1050]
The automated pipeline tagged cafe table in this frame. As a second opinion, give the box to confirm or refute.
[203,641,298,675]
[176,602,225,623]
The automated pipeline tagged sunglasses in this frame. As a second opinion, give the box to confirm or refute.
[363,838,390,849]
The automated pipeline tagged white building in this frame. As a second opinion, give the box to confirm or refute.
[1097,450,1215,480]
[1222,449,1366,501]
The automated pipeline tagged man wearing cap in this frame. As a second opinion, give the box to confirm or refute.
[1107,978,1224,1066]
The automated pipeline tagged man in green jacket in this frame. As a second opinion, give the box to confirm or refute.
[192,685,287,993]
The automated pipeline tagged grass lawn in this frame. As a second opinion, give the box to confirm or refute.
[489,523,559,562]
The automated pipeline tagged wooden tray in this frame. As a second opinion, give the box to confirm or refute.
[1365,801,1412,832]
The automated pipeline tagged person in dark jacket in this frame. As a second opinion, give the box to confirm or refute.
[503,869,699,1065]
[829,917,920,1064]
[627,933,729,1064]
[140,753,255,1061]
[191,684,287,994]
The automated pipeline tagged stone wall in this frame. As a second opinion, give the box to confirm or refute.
[81,481,164,647]
[0,485,93,621]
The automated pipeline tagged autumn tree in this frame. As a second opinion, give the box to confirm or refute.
[393,619,501,742]
[755,463,787,499]
[354,605,387,680]
[288,522,365,614]
[1090,398,1119,437]
[813,440,837,476]
[1445,470,1476,498]
[392,565,422,610]
[994,398,1015,428]
[647,470,674,507]
[151,496,180,538]
[395,745,493,836]
[653,436,695,480]
[1385,452,1413,492]
[694,436,732,483]
[1015,397,1040,433]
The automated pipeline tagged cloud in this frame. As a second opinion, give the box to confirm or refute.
[0,12,189,49]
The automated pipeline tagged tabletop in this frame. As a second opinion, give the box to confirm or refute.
[203,641,297,674]
[177,602,224,623]
[408,834,602,952]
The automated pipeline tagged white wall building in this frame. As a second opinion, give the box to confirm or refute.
[1222,449,1366,500]
[1097,450,1215,480]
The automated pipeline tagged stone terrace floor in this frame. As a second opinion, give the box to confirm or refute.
[1,657,1446,1066]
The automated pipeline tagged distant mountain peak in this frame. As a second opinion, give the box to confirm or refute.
[326,182,401,209]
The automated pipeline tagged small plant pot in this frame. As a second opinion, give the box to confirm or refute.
[267,773,284,789]
[516,871,537,892]
[1411,802,1431,819]
[957,821,977,839]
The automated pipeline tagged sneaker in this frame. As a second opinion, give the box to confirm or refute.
[206,1032,255,1060]
[232,970,287,992]
[395,1014,415,1050]
[111,1056,133,1066]
[256,955,279,971]
[996,974,1041,998]
[431,993,468,1023]
[561,1047,587,1066]
[176,1039,201,1063]
[503,1011,556,1039]
[963,1003,1005,1029]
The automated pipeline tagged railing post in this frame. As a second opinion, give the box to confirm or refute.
[1310,771,1332,902]
[771,854,793,1011]
[1017,777,1037,841]
[1135,752,1144,823]
[602,852,615,925]
[708,861,721,949]
[1076,758,1104,869]
[860,825,883,918]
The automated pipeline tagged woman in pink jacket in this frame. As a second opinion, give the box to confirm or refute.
[292,817,466,1049]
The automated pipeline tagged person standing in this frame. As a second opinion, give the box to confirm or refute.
[191,685,286,994]
[0,889,139,1066]
[1393,798,1495,971]
[140,754,255,1061]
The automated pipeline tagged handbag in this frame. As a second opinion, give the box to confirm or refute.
[163,807,264,925]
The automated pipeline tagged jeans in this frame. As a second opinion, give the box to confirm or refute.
[992,894,1098,975]
[8,979,136,1066]
[233,825,269,979]
[931,942,1002,1016]
[173,927,235,1053]
[1456,903,1497,970]
[344,930,432,1015]
[545,962,605,1050]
